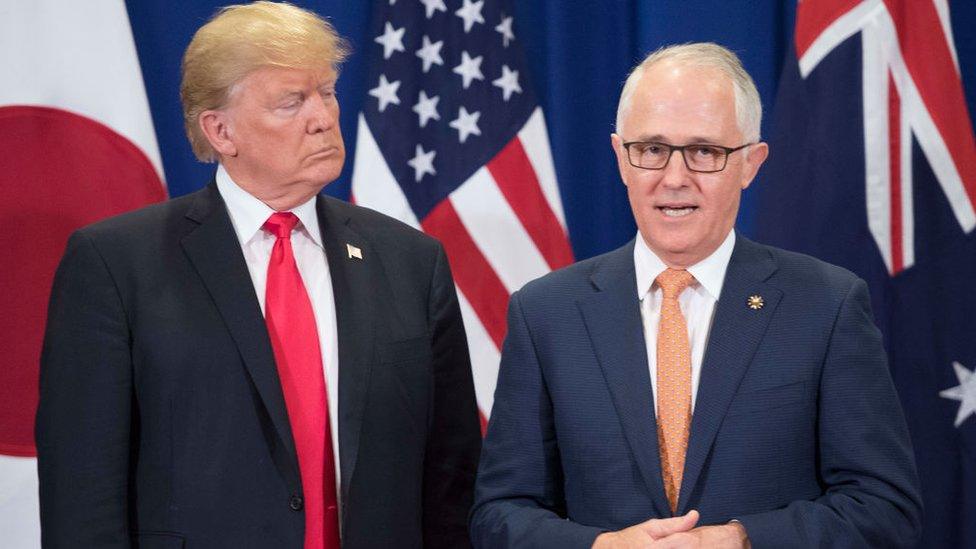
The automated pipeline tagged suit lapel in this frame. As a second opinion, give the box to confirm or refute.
[179,184,301,491]
[577,241,672,517]
[315,197,378,508]
[677,235,782,513]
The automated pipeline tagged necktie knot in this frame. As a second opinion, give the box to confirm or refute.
[263,212,300,239]
[656,268,694,299]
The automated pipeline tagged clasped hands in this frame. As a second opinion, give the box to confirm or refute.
[592,510,749,549]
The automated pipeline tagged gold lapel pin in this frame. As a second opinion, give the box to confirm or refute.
[346,243,363,260]
[747,295,764,310]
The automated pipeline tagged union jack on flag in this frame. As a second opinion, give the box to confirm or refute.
[757,1,976,546]
[351,0,574,427]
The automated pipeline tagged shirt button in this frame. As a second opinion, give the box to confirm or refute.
[289,495,304,511]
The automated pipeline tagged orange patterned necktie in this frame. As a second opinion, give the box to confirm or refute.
[655,268,695,513]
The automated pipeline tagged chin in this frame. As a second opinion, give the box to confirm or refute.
[305,163,343,187]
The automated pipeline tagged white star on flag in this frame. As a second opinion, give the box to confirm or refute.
[449,106,481,143]
[415,35,444,73]
[412,90,440,128]
[407,144,436,182]
[495,15,515,47]
[940,361,976,427]
[419,0,447,19]
[368,74,401,112]
[492,65,522,101]
[374,22,406,60]
[453,51,484,89]
[455,0,485,33]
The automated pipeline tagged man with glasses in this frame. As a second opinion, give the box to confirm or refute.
[471,43,921,548]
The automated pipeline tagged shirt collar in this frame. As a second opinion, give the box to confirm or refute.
[215,164,323,249]
[634,229,736,301]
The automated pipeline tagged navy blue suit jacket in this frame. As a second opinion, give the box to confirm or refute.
[471,235,921,548]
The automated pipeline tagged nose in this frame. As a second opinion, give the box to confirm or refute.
[306,93,338,134]
[659,148,690,188]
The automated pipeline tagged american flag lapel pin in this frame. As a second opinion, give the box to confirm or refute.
[346,243,363,260]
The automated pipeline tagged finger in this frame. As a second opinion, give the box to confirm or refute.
[640,510,699,538]
[649,532,694,549]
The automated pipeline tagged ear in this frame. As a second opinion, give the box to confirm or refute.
[739,141,769,190]
[199,109,237,158]
[611,133,630,185]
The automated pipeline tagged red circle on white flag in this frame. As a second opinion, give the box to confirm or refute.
[0,105,166,456]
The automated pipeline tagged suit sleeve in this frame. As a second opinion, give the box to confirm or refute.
[735,278,923,548]
[421,244,483,549]
[35,231,134,548]
[469,290,606,549]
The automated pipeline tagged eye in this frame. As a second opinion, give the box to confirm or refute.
[689,145,720,158]
[319,86,337,101]
[634,142,666,156]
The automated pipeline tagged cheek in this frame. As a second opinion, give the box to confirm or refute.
[706,183,742,222]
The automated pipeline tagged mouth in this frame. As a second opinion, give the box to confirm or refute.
[308,147,338,159]
[656,205,698,218]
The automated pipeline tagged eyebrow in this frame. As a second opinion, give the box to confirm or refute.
[629,134,724,145]
[274,91,303,101]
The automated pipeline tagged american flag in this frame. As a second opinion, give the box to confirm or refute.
[351,0,574,426]
[757,1,976,546]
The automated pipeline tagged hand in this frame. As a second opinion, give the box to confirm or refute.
[649,522,750,549]
[592,510,699,548]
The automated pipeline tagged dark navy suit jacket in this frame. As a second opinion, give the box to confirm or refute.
[471,235,922,548]
[36,183,482,548]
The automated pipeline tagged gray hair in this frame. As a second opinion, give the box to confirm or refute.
[615,42,762,143]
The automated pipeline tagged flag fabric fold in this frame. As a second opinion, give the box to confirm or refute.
[0,3,166,546]
[351,0,573,423]
[757,2,976,547]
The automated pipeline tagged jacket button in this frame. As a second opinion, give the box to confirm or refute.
[289,495,304,511]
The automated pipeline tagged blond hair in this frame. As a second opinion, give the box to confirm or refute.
[616,43,762,143]
[181,1,350,161]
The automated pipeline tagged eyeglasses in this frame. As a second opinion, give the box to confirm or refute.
[622,141,752,173]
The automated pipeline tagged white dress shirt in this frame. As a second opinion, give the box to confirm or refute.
[634,230,736,414]
[216,165,342,502]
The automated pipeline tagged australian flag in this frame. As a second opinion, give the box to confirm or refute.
[756,2,976,547]
[350,0,575,430]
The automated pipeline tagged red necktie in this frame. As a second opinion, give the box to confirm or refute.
[263,212,340,549]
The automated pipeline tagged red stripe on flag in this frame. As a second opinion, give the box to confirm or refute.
[421,200,508,349]
[889,73,904,274]
[487,138,574,270]
[794,0,862,59]
[884,0,976,206]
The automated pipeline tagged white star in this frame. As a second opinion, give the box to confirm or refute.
[412,90,440,128]
[407,144,436,182]
[374,22,406,60]
[940,361,976,427]
[492,65,522,101]
[368,74,401,112]
[415,35,444,73]
[449,106,481,143]
[452,51,484,89]
[455,0,485,33]
[495,14,515,47]
[419,0,447,19]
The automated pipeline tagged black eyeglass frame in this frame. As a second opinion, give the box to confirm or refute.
[621,141,753,173]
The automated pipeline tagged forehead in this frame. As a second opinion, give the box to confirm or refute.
[236,65,337,97]
[621,62,738,141]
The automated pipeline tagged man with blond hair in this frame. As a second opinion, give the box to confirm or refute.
[36,3,481,548]
[471,43,921,548]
